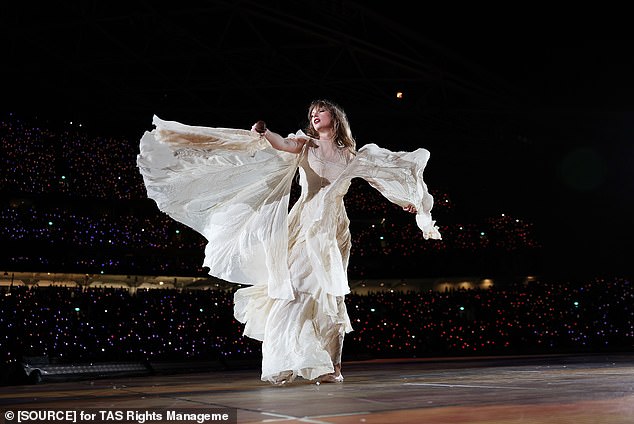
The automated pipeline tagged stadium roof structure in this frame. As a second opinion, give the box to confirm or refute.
[4,3,631,147]
[3,2,529,144]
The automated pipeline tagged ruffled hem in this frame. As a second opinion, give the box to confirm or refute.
[235,285,350,382]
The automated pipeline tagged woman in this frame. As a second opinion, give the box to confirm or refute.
[137,99,441,385]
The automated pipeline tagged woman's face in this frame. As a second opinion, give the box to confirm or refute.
[310,106,333,133]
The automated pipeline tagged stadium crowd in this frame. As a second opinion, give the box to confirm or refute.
[1,277,632,365]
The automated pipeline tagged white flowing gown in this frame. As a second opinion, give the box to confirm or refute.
[137,116,441,382]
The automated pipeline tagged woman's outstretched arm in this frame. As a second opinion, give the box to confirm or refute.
[251,123,307,154]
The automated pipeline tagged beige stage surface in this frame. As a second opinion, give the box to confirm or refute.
[1,354,633,423]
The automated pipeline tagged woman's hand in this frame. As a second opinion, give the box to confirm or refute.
[251,120,267,134]
[251,123,264,134]
[403,204,417,214]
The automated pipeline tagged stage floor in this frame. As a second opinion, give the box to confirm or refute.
[1,354,633,423]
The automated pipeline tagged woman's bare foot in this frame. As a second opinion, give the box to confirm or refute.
[318,373,344,383]
[270,370,295,386]
[317,363,343,383]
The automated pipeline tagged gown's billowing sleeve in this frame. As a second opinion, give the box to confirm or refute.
[137,116,300,300]
[340,143,441,239]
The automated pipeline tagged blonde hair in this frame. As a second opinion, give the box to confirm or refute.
[305,99,356,154]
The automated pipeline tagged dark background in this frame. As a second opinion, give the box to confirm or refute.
[2,2,632,279]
